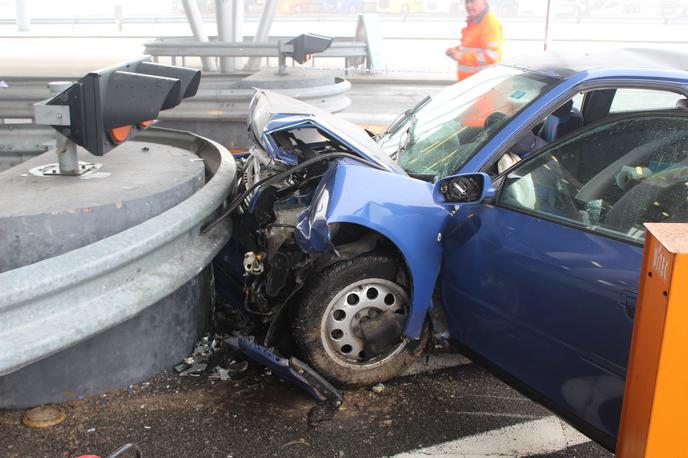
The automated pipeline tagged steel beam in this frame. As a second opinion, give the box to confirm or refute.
[181,0,217,72]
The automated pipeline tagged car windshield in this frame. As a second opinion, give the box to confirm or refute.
[377,66,556,178]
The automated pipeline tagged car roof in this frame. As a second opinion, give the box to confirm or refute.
[502,48,688,79]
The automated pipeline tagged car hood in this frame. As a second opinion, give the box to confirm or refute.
[248,89,403,173]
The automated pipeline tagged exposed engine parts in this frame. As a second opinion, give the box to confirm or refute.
[232,128,358,320]
[243,252,265,275]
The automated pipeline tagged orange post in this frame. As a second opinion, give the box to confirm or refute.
[617,223,688,457]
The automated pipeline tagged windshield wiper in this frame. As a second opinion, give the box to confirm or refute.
[376,95,431,141]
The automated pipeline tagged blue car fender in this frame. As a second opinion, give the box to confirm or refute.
[295,160,447,339]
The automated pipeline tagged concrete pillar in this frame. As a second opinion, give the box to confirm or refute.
[15,0,30,32]
[232,0,245,71]
[246,0,277,71]
[215,0,234,73]
[181,0,218,72]
[232,0,244,43]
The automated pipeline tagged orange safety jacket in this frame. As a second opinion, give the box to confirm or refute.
[455,7,503,81]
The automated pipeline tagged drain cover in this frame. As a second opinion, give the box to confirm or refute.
[21,405,66,428]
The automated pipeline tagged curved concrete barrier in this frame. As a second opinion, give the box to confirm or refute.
[0,127,236,380]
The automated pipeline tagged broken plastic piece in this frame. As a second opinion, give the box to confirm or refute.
[179,363,207,377]
[227,336,343,407]
[227,360,249,374]
[174,363,190,373]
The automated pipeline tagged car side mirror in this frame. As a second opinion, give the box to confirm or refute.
[433,172,495,206]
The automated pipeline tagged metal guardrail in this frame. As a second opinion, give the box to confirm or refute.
[144,37,370,70]
[0,127,237,376]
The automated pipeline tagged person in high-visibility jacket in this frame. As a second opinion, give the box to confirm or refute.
[445,0,503,81]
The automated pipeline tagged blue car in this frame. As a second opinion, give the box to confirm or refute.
[217,48,688,450]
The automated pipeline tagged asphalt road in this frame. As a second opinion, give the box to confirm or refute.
[0,354,613,458]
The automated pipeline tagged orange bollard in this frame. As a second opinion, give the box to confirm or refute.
[617,223,688,457]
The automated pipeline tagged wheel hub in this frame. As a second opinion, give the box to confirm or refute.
[321,278,408,367]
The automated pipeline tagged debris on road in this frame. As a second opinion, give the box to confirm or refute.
[175,332,247,381]
[307,403,338,426]
[179,363,208,377]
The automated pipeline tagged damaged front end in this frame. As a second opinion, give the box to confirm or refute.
[212,89,446,395]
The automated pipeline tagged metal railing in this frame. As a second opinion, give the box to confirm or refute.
[144,36,370,71]
[0,128,237,377]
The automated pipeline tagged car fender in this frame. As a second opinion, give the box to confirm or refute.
[295,160,447,339]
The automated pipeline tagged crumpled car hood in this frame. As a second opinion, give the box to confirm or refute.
[248,89,403,173]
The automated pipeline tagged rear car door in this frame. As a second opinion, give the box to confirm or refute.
[440,113,688,448]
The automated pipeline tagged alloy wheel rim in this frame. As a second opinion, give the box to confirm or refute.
[320,278,409,369]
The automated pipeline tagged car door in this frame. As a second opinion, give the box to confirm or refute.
[440,113,688,449]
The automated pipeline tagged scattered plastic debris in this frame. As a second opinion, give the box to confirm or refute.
[175,331,251,382]
[238,383,262,395]
[86,427,96,433]
[307,403,338,426]
[371,383,385,394]
[179,363,207,377]
[227,360,249,374]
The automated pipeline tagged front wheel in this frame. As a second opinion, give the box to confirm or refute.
[292,254,427,385]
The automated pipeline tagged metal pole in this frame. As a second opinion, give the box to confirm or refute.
[56,135,79,175]
[181,0,218,72]
[47,82,79,175]
[15,0,30,32]
[232,0,244,45]
[544,0,553,51]
[215,0,234,73]
[246,0,277,71]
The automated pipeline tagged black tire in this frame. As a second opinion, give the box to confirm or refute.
[292,253,428,386]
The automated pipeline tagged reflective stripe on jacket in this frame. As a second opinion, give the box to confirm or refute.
[456,9,503,81]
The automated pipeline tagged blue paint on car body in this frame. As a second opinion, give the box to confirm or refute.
[296,159,447,338]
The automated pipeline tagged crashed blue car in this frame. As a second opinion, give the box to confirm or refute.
[215,48,688,450]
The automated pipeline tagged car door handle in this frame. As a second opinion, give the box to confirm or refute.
[620,291,638,319]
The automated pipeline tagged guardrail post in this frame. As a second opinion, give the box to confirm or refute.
[617,223,688,457]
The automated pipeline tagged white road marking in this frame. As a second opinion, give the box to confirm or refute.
[392,416,591,457]
[442,411,543,420]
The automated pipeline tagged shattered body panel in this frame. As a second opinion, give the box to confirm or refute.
[295,160,446,338]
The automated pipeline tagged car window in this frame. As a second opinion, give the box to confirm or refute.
[498,115,688,243]
[376,66,555,178]
[609,89,684,114]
